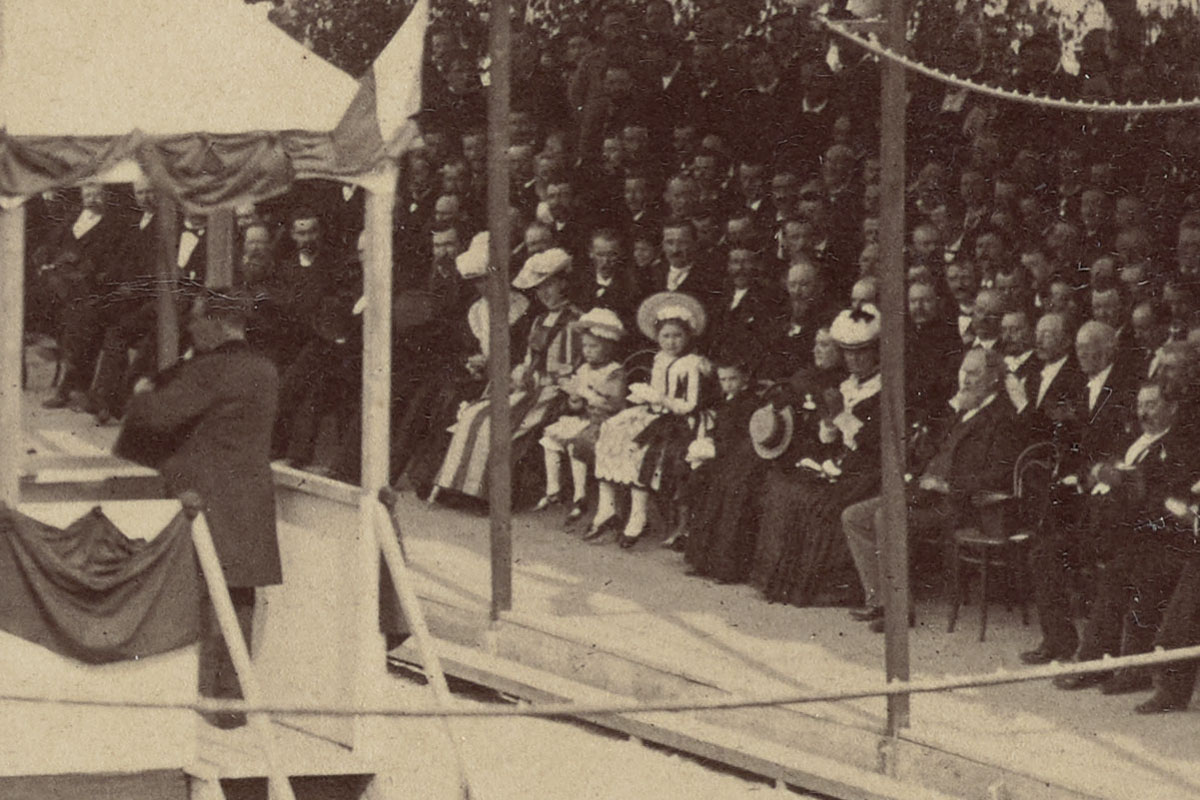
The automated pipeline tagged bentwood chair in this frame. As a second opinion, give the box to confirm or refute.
[948,441,1059,641]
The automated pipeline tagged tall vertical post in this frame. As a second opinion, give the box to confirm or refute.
[204,208,235,288]
[879,0,910,735]
[361,174,396,494]
[154,197,180,369]
[0,205,26,506]
[486,0,514,619]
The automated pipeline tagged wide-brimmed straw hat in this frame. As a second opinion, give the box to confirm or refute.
[512,247,572,289]
[830,303,881,349]
[636,291,707,341]
[570,307,626,341]
[456,231,489,279]
[749,404,794,460]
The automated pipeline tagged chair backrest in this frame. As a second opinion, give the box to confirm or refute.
[1013,441,1059,533]
[621,347,657,385]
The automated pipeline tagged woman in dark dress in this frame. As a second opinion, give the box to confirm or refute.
[747,326,846,591]
[753,306,882,607]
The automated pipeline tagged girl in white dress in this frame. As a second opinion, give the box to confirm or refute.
[589,293,712,548]
[536,308,628,523]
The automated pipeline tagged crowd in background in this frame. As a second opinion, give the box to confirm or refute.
[23,1,1200,713]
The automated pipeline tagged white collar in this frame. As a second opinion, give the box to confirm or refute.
[731,286,749,308]
[298,251,316,268]
[1087,363,1113,392]
[1123,427,1169,468]
[138,211,154,230]
[974,337,997,351]
[595,274,613,288]
[72,209,102,239]
[1041,355,1067,377]
[803,96,828,114]
[840,372,881,408]
[1004,350,1033,372]
[1087,363,1114,411]
[953,391,997,423]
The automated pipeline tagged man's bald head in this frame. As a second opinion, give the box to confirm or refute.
[1035,311,1071,363]
[1076,319,1117,376]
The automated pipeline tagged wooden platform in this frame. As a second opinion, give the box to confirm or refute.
[20,368,1200,800]
[382,492,1200,800]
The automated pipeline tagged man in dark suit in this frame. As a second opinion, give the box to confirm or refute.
[39,182,125,409]
[1024,311,1085,444]
[87,178,162,421]
[571,229,640,328]
[115,288,280,729]
[708,245,777,364]
[1052,381,1195,693]
[842,348,1023,627]
[650,219,720,315]
[1024,319,1135,664]
[906,280,963,429]
[760,259,835,382]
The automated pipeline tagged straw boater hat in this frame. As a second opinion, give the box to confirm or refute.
[636,291,707,341]
[468,292,531,354]
[829,303,881,349]
[456,231,490,279]
[512,248,572,290]
[570,307,626,341]
[749,404,794,460]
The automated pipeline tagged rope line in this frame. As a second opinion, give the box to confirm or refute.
[820,16,1200,114]
[6,643,1200,720]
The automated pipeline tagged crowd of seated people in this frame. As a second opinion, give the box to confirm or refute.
[23,1,1200,714]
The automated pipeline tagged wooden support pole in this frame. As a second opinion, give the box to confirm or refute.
[486,0,513,619]
[361,174,396,491]
[0,205,26,506]
[879,0,911,735]
[375,502,483,800]
[155,198,180,370]
[187,506,298,800]
[204,208,234,288]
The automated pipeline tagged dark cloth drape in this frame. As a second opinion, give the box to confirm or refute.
[0,129,376,214]
[0,505,202,664]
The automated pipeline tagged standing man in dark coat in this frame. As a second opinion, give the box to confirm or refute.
[114,288,280,729]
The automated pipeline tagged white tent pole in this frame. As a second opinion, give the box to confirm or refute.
[0,205,25,506]
[360,165,397,491]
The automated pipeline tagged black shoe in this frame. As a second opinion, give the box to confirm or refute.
[1019,645,1074,665]
[565,499,587,523]
[1134,693,1189,714]
[1101,671,1153,696]
[850,605,885,622]
[583,515,622,542]
[619,532,643,550]
[868,608,915,633]
[201,711,247,729]
[42,393,70,409]
[670,535,688,552]
[1053,672,1110,691]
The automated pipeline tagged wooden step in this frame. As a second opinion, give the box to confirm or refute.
[392,638,958,800]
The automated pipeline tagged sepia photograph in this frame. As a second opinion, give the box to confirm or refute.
[1,0,1200,797]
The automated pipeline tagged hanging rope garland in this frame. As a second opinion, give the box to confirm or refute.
[821,15,1200,114]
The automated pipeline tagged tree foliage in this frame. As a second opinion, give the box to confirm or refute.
[253,0,1200,100]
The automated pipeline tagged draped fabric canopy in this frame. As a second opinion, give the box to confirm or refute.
[0,0,387,210]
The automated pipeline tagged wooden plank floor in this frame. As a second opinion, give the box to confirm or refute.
[20,352,1200,800]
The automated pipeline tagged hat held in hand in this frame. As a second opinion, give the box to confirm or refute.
[749,404,794,460]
